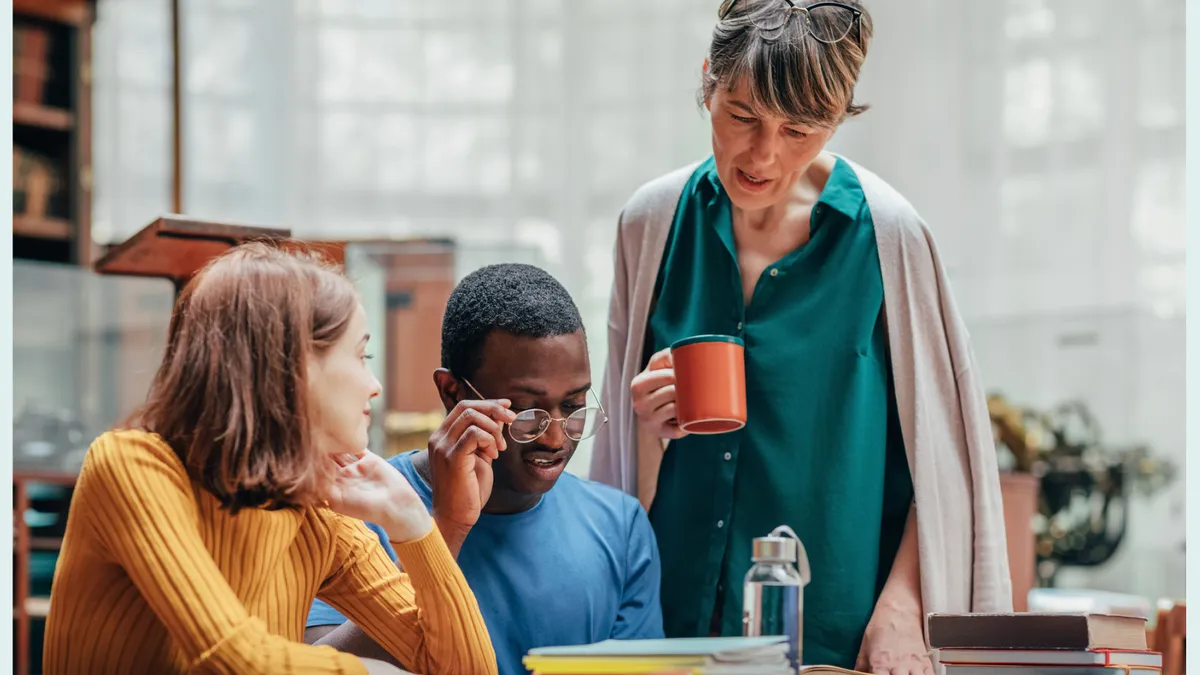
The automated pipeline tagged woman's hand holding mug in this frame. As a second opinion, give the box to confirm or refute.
[631,348,689,440]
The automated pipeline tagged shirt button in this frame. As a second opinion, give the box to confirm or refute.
[736,322,743,331]
[724,452,732,461]
[769,268,779,277]
[717,520,725,529]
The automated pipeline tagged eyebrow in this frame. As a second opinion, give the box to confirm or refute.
[730,100,758,115]
[730,99,811,127]
[358,333,370,346]
[510,383,592,398]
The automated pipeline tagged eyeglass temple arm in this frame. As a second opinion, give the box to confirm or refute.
[459,377,487,400]
[590,387,609,422]
[464,376,608,422]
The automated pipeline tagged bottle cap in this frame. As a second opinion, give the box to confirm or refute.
[752,525,811,584]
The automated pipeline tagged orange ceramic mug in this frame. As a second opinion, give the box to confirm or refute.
[670,334,747,435]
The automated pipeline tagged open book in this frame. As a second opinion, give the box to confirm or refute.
[526,636,789,660]
[523,637,873,675]
[524,637,790,674]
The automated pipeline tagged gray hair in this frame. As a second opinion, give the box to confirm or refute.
[701,0,874,127]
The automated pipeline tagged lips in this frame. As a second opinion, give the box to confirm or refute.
[736,168,772,192]
[523,448,568,464]
[521,448,568,482]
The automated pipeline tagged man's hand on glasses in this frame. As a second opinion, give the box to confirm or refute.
[426,399,517,554]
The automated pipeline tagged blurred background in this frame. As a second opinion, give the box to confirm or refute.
[12,0,1185,672]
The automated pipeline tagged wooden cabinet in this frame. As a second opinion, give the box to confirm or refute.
[379,247,456,414]
[13,3,95,670]
[13,0,94,267]
[13,471,76,675]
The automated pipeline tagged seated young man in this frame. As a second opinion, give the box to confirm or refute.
[306,263,663,674]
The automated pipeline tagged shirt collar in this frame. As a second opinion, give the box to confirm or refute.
[815,156,865,221]
[700,155,864,222]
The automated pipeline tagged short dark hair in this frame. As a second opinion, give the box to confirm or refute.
[441,263,584,379]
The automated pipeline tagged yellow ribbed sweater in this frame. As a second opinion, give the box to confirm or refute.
[43,429,497,675]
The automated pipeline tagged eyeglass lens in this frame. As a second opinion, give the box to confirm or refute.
[508,408,605,443]
[805,4,856,43]
[719,1,856,45]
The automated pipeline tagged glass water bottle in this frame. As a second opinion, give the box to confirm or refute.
[742,525,811,672]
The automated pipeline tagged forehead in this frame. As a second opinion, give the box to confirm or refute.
[721,77,794,119]
[344,303,368,340]
[715,77,775,116]
[716,66,837,129]
[474,330,590,391]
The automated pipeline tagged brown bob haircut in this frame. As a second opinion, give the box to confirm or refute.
[703,0,874,128]
[130,242,360,513]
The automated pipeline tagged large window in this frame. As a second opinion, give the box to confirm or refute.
[93,0,1184,598]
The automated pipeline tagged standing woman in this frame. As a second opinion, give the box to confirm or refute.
[44,244,499,675]
[589,1,1011,673]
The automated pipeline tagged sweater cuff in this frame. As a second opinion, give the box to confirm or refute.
[389,522,458,583]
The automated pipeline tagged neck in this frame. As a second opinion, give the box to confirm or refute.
[731,152,836,232]
[481,487,542,515]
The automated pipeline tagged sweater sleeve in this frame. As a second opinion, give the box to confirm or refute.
[79,432,371,675]
[588,205,634,491]
[317,517,497,675]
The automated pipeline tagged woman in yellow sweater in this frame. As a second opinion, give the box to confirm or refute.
[44,243,504,675]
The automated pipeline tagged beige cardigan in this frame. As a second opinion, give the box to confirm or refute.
[588,157,1014,616]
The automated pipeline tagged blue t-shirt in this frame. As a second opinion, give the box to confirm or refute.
[308,451,664,675]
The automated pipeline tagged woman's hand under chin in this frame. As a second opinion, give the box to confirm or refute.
[322,450,433,543]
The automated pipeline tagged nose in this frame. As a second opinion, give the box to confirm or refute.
[748,124,781,166]
[368,372,382,400]
[539,417,569,449]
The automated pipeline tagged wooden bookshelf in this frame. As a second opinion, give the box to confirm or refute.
[13,0,94,267]
[24,597,51,619]
[13,102,74,131]
[13,215,72,241]
[13,0,90,26]
[12,470,77,675]
[29,537,64,551]
[13,3,96,670]
[11,598,52,620]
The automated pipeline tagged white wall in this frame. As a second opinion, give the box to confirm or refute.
[91,0,1185,600]
[828,0,1186,601]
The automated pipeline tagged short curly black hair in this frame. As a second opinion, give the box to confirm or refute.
[441,263,584,380]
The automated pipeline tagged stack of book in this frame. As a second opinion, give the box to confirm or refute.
[928,612,1162,674]
[522,636,796,674]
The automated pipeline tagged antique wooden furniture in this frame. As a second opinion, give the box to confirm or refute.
[1149,601,1185,675]
[13,2,96,670]
[94,215,294,292]
[12,470,77,675]
[13,0,95,267]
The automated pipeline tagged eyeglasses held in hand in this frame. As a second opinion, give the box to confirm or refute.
[718,0,861,45]
[460,378,609,444]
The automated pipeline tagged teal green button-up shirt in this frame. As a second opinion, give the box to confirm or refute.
[646,156,913,668]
